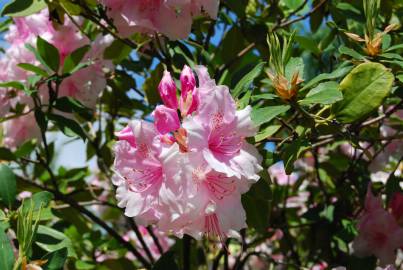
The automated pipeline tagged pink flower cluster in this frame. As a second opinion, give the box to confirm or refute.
[352,185,403,266]
[100,0,219,39]
[113,65,262,242]
[0,10,113,148]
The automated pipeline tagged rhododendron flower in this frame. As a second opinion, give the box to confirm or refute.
[0,9,113,148]
[2,113,41,149]
[158,70,178,109]
[268,161,298,185]
[183,69,261,180]
[154,105,180,135]
[113,65,262,241]
[352,185,403,266]
[113,120,181,223]
[180,65,198,116]
[100,0,219,40]
[115,125,136,147]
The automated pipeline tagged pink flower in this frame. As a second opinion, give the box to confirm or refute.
[158,71,178,109]
[100,0,219,40]
[113,120,181,223]
[389,192,403,225]
[115,125,136,147]
[352,185,403,266]
[2,113,41,149]
[183,67,261,180]
[154,105,180,135]
[113,66,262,241]
[268,162,298,185]
[180,65,198,116]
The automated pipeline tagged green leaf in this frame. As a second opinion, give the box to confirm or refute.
[255,125,281,142]
[295,35,320,54]
[152,251,179,270]
[14,140,37,158]
[251,105,290,126]
[37,225,77,258]
[1,0,46,17]
[48,114,86,141]
[22,191,54,221]
[25,44,50,70]
[300,64,353,91]
[332,62,394,123]
[0,227,14,270]
[232,62,265,98]
[37,36,60,73]
[17,63,48,77]
[339,46,365,60]
[0,148,16,161]
[251,93,277,102]
[281,139,310,174]
[62,45,90,74]
[299,81,343,105]
[104,39,132,64]
[242,179,272,233]
[43,248,68,270]
[285,57,304,81]
[54,97,92,120]
[0,164,16,208]
[34,109,47,133]
[0,81,24,90]
[60,0,82,15]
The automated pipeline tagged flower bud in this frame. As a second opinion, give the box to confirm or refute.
[158,71,178,109]
[180,65,196,97]
[154,105,180,135]
[180,65,198,116]
[115,125,136,147]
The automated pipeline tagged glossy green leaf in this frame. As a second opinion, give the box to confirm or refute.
[251,105,290,126]
[17,63,48,77]
[48,114,86,141]
[299,81,342,105]
[0,164,16,208]
[232,61,265,98]
[37,225,77,258]
[255,125,281,142]
[1,0,46,17]
[285,57,304,81]
[37,36,60,73]
[22,191,54,221]
[63,45,90,74]
[281,139,310,174]
[104,39,132,64]
[332,62,394,123]
[0,227,14,270]
[43,248,68,270]
[339,46,365,60]
[300,64,353,91]
[0,81,24,90]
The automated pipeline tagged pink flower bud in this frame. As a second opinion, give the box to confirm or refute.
[180,65,196,97]
[389,192,403,225]
[154,105,180,135]
[180,65,198,116]
[158,71,178,109]
[115,125,136,147]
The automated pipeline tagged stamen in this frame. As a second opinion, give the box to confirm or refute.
[204,214,229,253]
